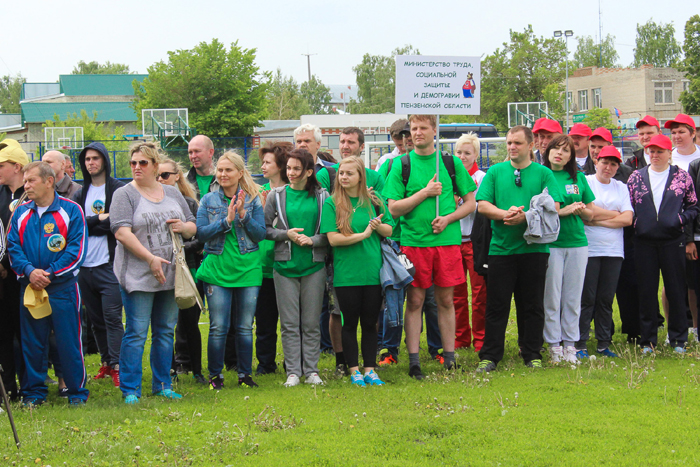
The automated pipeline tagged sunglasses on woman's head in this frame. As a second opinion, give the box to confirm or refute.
[130,160,150,167]
[158,171,177,180]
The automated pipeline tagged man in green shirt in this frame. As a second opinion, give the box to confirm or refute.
[316,127,384,193]
[384,114,477,378]
[187,135,219,200]
[475,126,562,373]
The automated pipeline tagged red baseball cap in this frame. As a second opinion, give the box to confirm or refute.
[590,127,613,143]
[645,134,673,151]
[664,113,696,129]
[569,123,593,137]
[532,118,546,133]
[597,145,621,161]
[533,119,563,134]
[636,115,660,129]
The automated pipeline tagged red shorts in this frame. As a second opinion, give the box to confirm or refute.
[401,245,463,289]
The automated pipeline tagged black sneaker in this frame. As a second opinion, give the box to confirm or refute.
[408,365,425,380]
[335,363,349,377]
[238,375,258,388]
[476,360,497,373]
[525,359,543,369]
[444,360,461,371]
[58,387,69,398]
[209,375,224,390]
[193,374,207,385]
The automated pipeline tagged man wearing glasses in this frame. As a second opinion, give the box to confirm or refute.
[475,126,562,372]
[72,142,125,387]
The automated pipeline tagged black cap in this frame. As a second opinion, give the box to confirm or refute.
[399,122,411,137]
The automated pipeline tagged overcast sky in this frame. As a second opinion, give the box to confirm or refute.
[2,1,693,87]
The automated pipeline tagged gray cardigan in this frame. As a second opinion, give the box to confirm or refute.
[264,185,329,263]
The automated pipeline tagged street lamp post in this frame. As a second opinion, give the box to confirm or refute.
[554,30,574,132]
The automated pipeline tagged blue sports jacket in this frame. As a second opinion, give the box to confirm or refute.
[8,192,87,293]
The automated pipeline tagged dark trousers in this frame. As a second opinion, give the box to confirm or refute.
[78,264,124,367]
[479,253,549,365]
[319,290,332,351]
[255,278,279,373]
[172,305,202,376]
[0,275,23,400]
[616,237,641,340]
[577,256,623,351]
[335,285,383,369]
[635,238,689,347]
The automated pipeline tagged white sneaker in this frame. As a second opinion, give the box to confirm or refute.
[549,345,564,364]
[283,374,300,387]
[563,346,580,365]
[304,373,324,385]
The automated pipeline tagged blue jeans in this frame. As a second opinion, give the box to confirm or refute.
[206,284,260,377]
[119,289,178,398]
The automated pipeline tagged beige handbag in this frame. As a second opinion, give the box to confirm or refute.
[169,225,203,310]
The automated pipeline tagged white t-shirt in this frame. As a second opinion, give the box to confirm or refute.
[584,175,633,258]
[671,146,700,173]
[644,153,650,165]
[459,170,485,238]
[375,147,401,171]
[576,156,588,168]
[83,184,110,267]
[649,166,670,215]
[37,206,49,217]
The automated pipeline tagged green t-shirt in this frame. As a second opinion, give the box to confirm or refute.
[378,159,402,242]
[476,161,563,255]
[196,174,214,198]
[258,183,275,279]
[196,196,262,287]
[316,164,385,193]
[383,150,476,247]
[320,195,394,287]
[550,169,595,248]
[273,186,324,278]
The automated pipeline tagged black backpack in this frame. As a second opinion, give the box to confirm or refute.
[386,151,459,194]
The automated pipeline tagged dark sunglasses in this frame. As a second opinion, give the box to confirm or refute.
[514,169,522,187]
[158,171,177,180]
[130,160,150,167]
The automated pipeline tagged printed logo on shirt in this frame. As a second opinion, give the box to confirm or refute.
[44,223,55,234]
[92,199,105,215]
[565,184,580,195]
[47,234,66,252]
[9,199,19,212]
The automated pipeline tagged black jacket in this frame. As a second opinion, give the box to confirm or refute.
[625,148,648,171]
[686,158,700,242]
[579,152,632,183]
[187,166,219,200]
[72,142,125,263]
[578,154,596,175]
[183,196,204,269]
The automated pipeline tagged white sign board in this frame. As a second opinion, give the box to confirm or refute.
[395,55,481,115]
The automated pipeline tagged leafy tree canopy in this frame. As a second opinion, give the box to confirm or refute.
[573,34,620,69]
[72,61,133,74]
[0,74,25,114]
[632,20,683,67]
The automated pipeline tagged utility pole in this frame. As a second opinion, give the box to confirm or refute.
[301,53,317,81]
[598,0,603,67]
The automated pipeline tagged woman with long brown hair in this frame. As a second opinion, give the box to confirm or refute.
[320,156,393,387]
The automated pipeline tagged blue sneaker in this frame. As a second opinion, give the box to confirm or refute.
[673,346,686,354]
[350,370,366,387]
[641,346,654,355]
[576,349,589,359]
[69,397,86,407]
[154,389,182,399]
[124,394,139,405]
[596,348,618,358]
[22,398,44,408]
[363,370,385,386]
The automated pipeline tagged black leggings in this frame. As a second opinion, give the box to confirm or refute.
[335,285,383,369]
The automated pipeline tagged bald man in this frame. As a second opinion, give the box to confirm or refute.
[186,135,219,199]
[42,151,80,198]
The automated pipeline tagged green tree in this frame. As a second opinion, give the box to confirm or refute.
[632,20,683,67]
[266,69,309,120]
[300,75,334,114]
[480,26,567,129]
[349,45,419,114]
[72,60,133,74]
[583,107,615,129]
[573,34,620,68]
[44,109,130,178]
[133,39,269,137]
[680,14,700,114]
[0,74,25,114]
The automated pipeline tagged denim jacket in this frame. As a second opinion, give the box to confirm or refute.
[379,239,413,327]
[196,186,266,255]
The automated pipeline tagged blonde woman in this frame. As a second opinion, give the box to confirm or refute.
[110,142,197,404]
[196,151,265,389]
[320,156,393,387]
[157,158,206,384]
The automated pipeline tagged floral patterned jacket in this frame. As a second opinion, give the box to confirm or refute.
[627,165,699,242]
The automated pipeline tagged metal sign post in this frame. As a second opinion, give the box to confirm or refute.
[0,365,20,449]
[435,114,441,218]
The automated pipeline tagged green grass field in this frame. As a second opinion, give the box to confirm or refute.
[2,303,700,467]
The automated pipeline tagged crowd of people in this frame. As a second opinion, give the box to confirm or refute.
[0,111,699,406]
